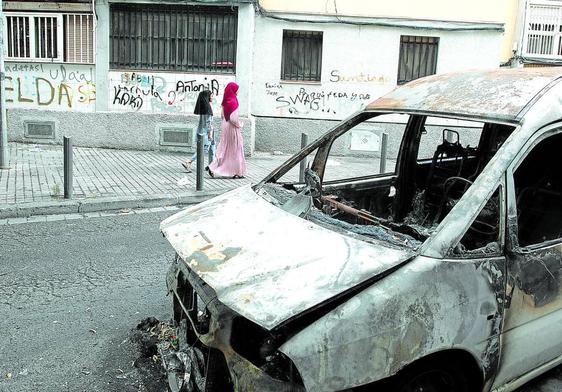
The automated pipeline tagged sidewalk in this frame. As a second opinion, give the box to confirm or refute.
[0,142,388,219]
[0,142,292,219]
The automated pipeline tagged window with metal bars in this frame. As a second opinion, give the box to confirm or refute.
[281,30,323,82]
[397,35,439,85]
[524,3,562,58]
[110,4,237,73]
[63,14,95,63]
[3,12,94,63]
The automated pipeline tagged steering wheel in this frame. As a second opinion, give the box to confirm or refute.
[440,177,497,236]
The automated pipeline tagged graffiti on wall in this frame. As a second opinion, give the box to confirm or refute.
[262,69,393,118]
[108,71,235,114]
[3,63,96,111]
[329,69,391,84]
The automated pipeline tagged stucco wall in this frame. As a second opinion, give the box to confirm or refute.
[4,2,256,154]
[259,0,509,25]
[7,108,256,155]
[252,16,502,150]
[252,17,502,121]
[259,0,518,63]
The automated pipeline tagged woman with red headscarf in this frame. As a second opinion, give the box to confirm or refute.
[207,82,246,178]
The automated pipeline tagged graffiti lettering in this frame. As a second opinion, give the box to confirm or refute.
[36,77,55,106]
[49,64,94,83]
[77,82,96,104]
[58,84,73,108]
[265,82,282,89]
[274,87,371,115]
[3,63,96,111]
[4,64,44,73]
[330,69,390,84]
[109,71,234,113]
[17,77,33,103]
[121,72,154,87]
[112,86,144,110]
[175,79,220,96]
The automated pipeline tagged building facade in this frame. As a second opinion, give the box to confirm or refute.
[1,0,513,155]
[510,0,562,67]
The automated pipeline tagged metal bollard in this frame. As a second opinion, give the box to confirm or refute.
[196,133,204,191]
[379,132,388,174]
[299,133,309,183]
[63,136,73,199]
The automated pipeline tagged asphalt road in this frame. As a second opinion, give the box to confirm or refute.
[0,211,174,392]
[0,211,560,391]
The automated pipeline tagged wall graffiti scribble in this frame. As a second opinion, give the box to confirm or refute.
[271,86,372,115]
[259,68,394,119]
[3,63,96,112]
[109,71,234,114]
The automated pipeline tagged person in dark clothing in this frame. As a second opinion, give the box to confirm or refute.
[182,90,215,173]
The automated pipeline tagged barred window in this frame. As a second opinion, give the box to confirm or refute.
[3,13,94,63]
[524,3,562,58]
[64,14,94,63]
[397,35,439,85]
[281,30,323,82]
[110,4,237,73]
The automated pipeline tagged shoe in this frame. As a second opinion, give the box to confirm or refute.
[206,167,214,178]
[232,175,244,179]
[181,162,192,173]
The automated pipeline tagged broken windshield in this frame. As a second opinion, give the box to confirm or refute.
[257,111,515,249]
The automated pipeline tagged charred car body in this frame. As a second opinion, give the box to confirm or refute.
[161,68,562,392]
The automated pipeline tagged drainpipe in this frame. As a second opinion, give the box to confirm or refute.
[92,0,97,60]
[0,0,9,169]
[513,0,528,67]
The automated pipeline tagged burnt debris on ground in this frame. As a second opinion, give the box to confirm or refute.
[129,317,170,392]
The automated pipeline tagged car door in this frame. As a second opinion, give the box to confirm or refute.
[492,126,562,389]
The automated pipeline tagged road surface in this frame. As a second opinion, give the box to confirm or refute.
[0,211,560,391]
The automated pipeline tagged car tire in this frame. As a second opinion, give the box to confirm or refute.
[394,358,471,392]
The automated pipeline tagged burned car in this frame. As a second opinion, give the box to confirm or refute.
[160,68,562,392]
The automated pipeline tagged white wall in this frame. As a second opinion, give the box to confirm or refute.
[252,16,503,121]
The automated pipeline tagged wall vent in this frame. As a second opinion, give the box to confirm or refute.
[24,121,55,139]
[160,127,193,147]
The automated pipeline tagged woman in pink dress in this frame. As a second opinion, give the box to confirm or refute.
[207,82,247,179]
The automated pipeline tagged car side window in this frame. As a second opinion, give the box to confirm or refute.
[451,187,501,256]
[514,133,562,248]
[322,113,407,182]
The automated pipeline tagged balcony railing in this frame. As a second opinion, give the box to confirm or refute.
[523,1,562,59]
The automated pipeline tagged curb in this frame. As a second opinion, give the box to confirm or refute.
[0,191,223,219]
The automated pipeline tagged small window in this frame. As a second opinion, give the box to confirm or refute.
[397,35,439,85]
[110,4,237,73]
[4,12,94,63]
[452,187,501,256]
[63,14,95,63]
[514,133,562,247]
[281,30,323,82]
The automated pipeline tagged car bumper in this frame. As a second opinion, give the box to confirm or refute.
[164,260,305,392]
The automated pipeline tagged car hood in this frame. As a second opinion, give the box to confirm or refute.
[160,185,415,330]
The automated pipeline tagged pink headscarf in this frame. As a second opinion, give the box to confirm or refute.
[222,82,239,121]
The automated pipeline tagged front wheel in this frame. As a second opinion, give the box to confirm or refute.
[395,360,471,392]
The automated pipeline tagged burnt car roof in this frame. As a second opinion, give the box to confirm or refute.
[367,68,562,123]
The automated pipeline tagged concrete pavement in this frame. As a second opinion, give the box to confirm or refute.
[0,142,290,219]
[0,142,388,219]
[0,143,395,220]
